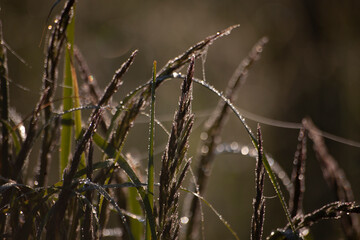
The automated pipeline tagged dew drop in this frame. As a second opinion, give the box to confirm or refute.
[241,146,249,155]
[216,144,224,153]
[256,46,263,53]
[230,142,239,152]
[19,125,26,140]
[47,25,52,30]
[201,146,209,154]
[268,157,274,166]
[300,228,309,236]
[180,216,189,224]
[200,132,208,141]
[249,148,257,157]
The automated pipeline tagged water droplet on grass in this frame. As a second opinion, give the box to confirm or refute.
[200,132,208,140]
[180,216,189,224]
[216,144,224,153]
[230,142,239,152]
[241,146,249,155]
[201,146,209,154]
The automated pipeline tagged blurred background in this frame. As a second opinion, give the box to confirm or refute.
[1,0,360,239]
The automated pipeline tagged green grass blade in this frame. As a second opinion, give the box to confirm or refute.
[60,3,76,175]
[146,61,157,239]
[128,186,144,240]
[70,61,85,169]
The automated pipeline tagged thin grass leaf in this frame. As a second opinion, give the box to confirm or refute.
[70,59,86,169]
[146,61,157,240]
[181,187,240,240]
[60,2,76,175]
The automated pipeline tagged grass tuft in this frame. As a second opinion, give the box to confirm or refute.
[1,2,360,239]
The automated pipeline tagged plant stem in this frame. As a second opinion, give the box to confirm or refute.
[146,61,157,239]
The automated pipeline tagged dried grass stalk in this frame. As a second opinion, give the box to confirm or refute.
[251,125,266,240]
[295,201,360,230]
[289,128,307,218]
[158,57,195,240]
[37,0,75,187]
[303,118,360,239]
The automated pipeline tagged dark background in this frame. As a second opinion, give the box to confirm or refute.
[1,0,360,239]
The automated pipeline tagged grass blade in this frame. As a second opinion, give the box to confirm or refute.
[146,61,157,239]
[70,58,86,169]
[60,2,76,175]
[181,187,240,240]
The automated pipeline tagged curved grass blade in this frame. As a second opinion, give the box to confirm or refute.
[175,73,296,232]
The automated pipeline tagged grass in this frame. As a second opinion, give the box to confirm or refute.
[1,1,360,239]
